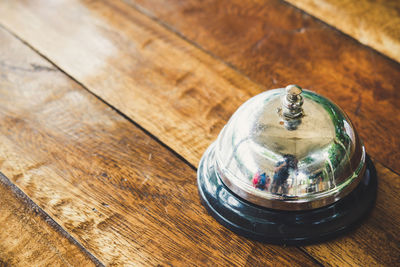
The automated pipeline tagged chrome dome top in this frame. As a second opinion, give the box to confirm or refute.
[214,85,365,210]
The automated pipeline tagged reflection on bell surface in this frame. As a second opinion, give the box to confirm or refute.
[197,85,377,245]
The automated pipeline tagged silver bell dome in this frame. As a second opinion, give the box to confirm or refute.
[213,85,365,210]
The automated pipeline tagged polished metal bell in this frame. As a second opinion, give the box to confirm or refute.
[198,85,377,245]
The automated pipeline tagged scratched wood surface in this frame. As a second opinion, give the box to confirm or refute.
[0,27,315,266]
[0,0,399,266]
[283,0,400,63]
[2,0,399,175]
[0,173,98,266]
[126,0,400,174]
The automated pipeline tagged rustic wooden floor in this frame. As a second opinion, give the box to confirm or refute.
[0,0,399,266]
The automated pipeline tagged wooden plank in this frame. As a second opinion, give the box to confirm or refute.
[0,0,255,167]
[0,27,315,266]
[127,0,400,174]
[0,0,398,265]
[118,1,400,265]
[0,173,99,266]
[305,161,400,266]
[283,0,400,63]
[1,0,399,176]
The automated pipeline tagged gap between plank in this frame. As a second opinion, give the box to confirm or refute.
[298,247,325,267]
[119,0,264,89]
[279,0,400,66]
[0,23,197,173]
[0,172,105,267]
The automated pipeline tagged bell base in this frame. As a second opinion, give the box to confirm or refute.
[197,147,377,246]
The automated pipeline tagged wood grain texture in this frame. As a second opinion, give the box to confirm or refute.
[0,172,99,267]
[1,0,399,176]
[305,161,400,267]
[120,1,400,265]
[126,0,400,174]
[0,0,399,265]
[0,27,316,266]
[0,0,256,167]
[283,0,400,63]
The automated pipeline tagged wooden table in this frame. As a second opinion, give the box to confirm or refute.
[0,0,399,266]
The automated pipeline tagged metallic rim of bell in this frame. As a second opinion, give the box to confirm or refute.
[215,145,366,210]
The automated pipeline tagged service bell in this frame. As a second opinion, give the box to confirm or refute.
[197,85,377,245]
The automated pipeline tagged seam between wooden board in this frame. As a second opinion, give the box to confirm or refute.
[0,23,197,174]
[0,172,105,267]
[119,0,267,90]
[279,0,400,66]
[280,0,400,65]
[298,247,325,267]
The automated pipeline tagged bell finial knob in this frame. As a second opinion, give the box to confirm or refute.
[282,84,304,119]
[286,84,302,98]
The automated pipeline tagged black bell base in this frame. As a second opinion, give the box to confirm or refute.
[197,146,377,246]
